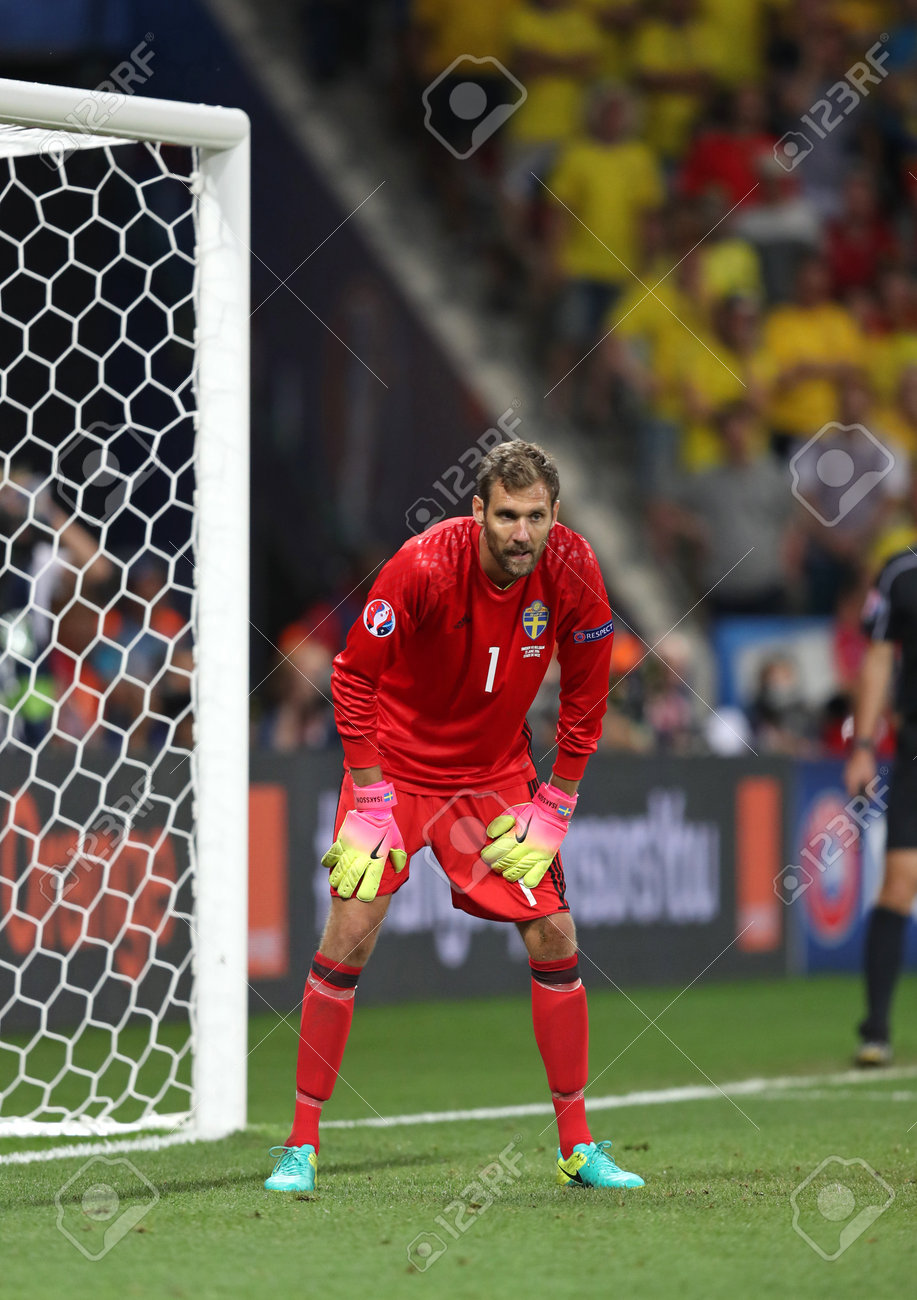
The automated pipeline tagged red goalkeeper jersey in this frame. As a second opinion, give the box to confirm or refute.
[331,518,614,792]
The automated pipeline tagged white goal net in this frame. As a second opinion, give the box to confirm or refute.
[0,81,250,1144]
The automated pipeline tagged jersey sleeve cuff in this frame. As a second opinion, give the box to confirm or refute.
[342,739,382,769]
[552,749,590,782]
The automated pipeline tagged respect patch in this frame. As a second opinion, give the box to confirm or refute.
[572,618,614,644]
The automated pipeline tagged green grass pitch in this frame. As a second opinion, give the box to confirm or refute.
[2,974,915,1299]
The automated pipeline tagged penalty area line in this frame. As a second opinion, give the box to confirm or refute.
[7,1066,917,1163]
[312,1063,917,1130]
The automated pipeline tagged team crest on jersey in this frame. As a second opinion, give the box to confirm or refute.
[363,598,396,638]
[522,599,550,640]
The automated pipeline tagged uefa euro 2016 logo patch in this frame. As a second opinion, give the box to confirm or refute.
[363,598,396,637]
[522,599,550,640]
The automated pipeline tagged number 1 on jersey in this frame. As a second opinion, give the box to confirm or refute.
[484,646,500,693]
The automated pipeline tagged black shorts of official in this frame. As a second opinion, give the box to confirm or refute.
[885,723,917,850]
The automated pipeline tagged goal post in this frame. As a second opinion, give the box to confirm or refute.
[194,132,250,1141]
[0,77,250,1143]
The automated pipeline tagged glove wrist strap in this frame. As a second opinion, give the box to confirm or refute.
[352,779,398,815]
[535,782,577,821]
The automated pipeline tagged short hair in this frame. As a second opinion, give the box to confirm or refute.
[476,440,560,509]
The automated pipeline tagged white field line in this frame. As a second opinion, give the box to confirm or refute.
[5,1065,917,1165]
[313,1064,917,1129]
[0,1130,201,1166]
[0,1112,191,1140]
[751,1089,917,1103]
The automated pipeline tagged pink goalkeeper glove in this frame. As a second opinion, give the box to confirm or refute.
[480,782,577,888]
[321,781,407,901]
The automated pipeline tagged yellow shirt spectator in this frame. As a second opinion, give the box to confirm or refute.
[763,302,864,437]
[413,0,522,76]
[549,137,663,284]
[870,516,917,575]
[874,404,917,457]
[608,269,710,422]
[578,0,639,79]
[507,2,604,144]
[868,331,917,402]
[698,0,766,85]
[632,14,726,158]
[699,238,763,303]
[867,404,917,570]
[669,331,776,471]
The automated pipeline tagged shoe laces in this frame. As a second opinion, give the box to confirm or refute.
[588,1140,622,1172]
[268,1145,309,1174]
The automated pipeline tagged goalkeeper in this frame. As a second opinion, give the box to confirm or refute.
[266,441,644,1194]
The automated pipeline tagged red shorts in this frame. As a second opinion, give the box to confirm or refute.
[331,773,569,923]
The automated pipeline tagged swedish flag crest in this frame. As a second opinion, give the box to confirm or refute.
[522,599,550,640]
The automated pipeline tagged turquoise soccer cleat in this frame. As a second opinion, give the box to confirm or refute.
[556,1140,645,1189]
[264,1144,317,1192]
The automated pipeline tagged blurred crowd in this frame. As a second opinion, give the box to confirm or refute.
[8,0,917,760]
[259,0,917,756]
[528,615,895,758]
[254,542,891,760]
[378,0,917,614]
[0,469,193,753]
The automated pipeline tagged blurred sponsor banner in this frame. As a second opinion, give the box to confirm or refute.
[12,749,917,1021]
[0,748,193,1033]
[250,751,788,1007]
[556,757,787,988]
[789,760,917,973]
[248,782,289,980]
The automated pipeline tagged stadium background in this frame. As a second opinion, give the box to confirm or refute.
[1,2,917,1296]
[2,0,916,997]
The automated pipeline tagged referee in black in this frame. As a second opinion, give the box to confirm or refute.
[844,549,917,1066]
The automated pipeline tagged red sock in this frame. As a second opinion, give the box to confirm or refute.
[530,954,591,1157]
[286,951,361,1151]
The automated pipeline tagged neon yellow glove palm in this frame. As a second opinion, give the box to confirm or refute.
[481,782,577,889]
